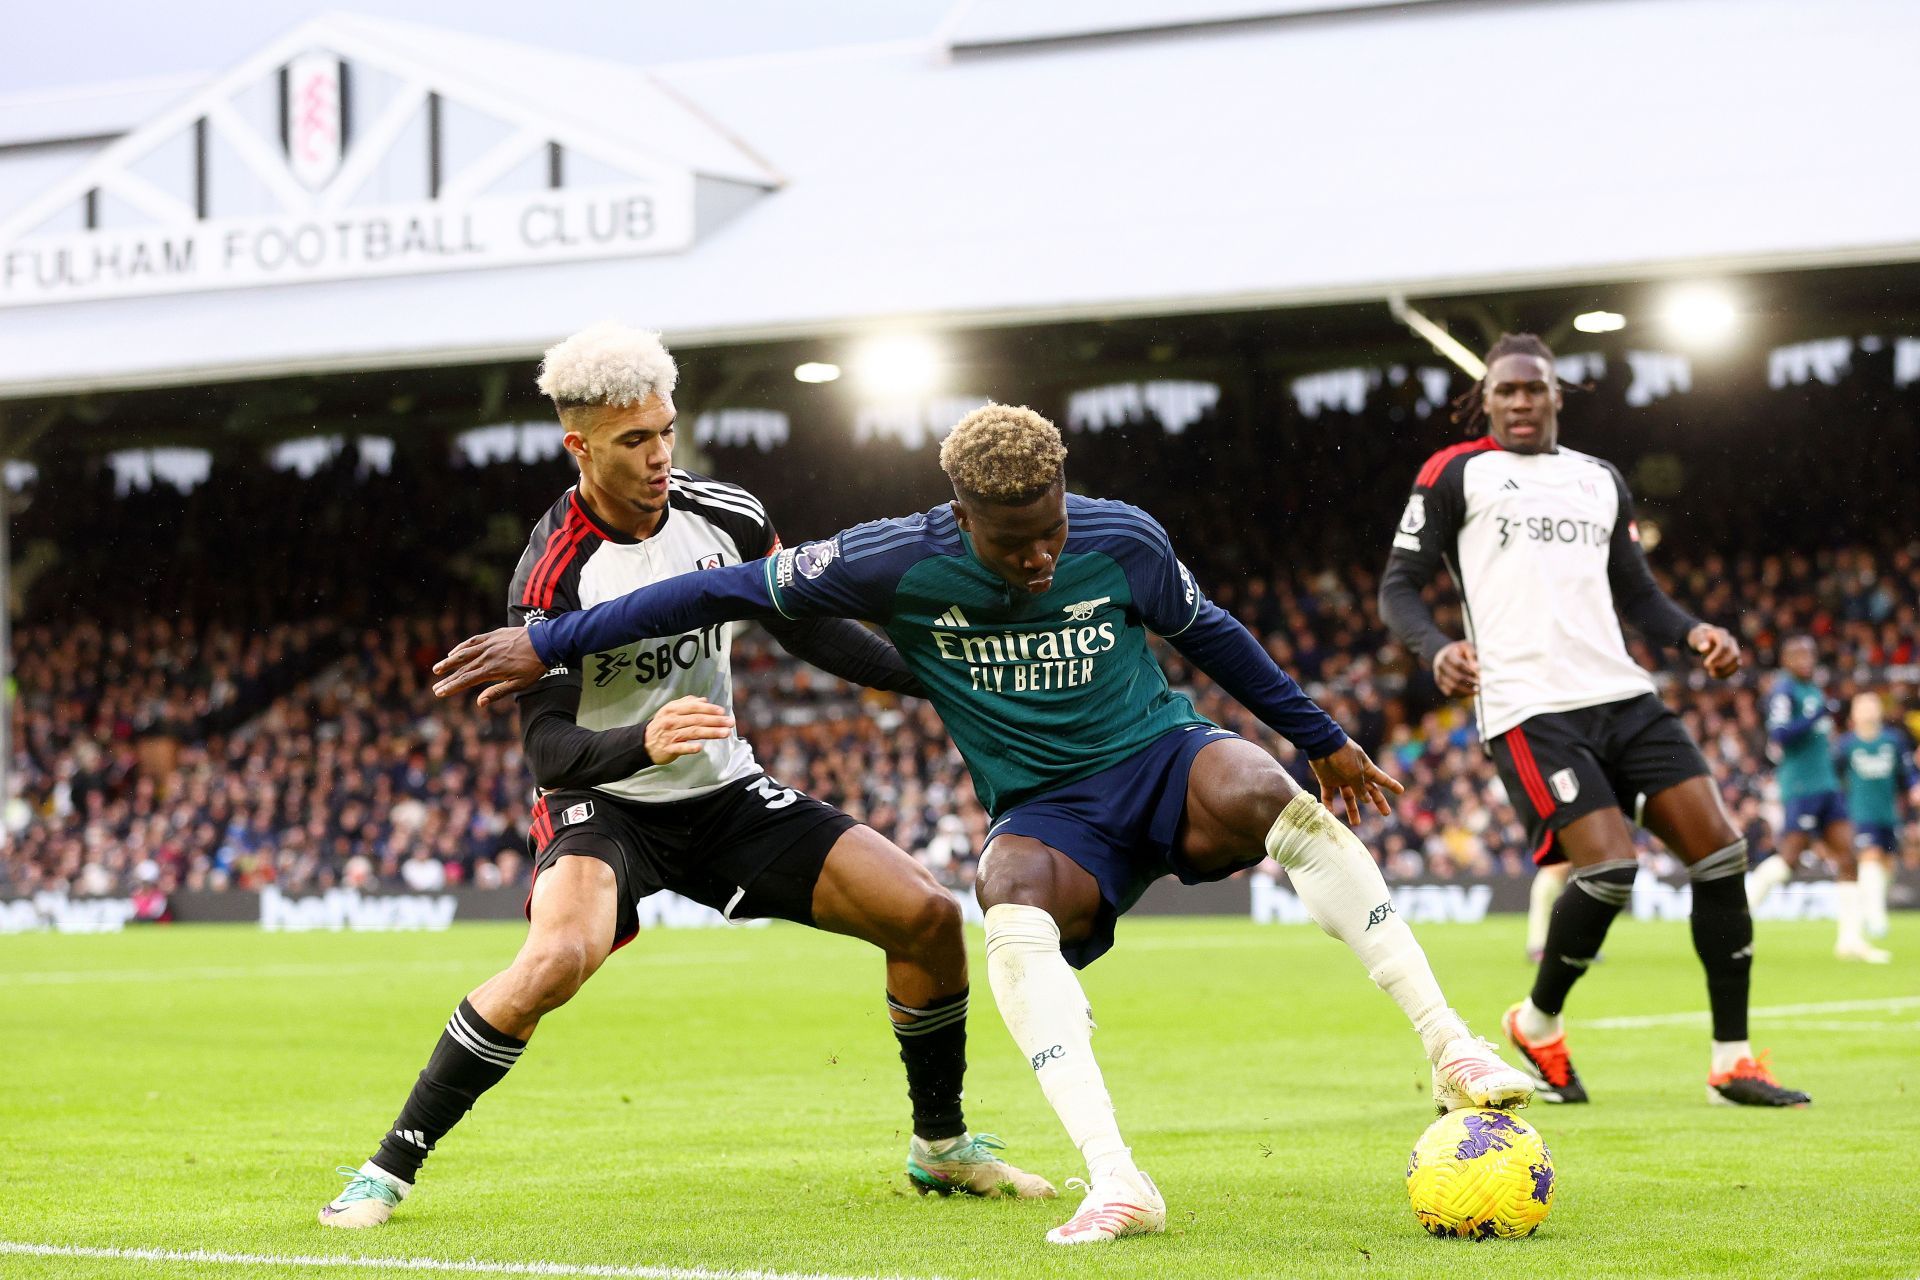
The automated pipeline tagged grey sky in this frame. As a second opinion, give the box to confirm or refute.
[0,1,955,95]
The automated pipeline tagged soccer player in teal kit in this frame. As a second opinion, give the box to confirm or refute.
[433,403,1532,1246]
[1834,692,1914,950]
[1755,636,1887,962]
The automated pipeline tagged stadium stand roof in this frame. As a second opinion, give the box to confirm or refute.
[1,0,1916,396]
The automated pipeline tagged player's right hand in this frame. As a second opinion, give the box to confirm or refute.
[644,696,736,760]
[432,627,546,708]
[1433,641,1480,697]
[1308,740,1405,824]
[1687,623,1742,679]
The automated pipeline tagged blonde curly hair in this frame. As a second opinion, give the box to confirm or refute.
[939,403,1067,503]
[537,321,678,409]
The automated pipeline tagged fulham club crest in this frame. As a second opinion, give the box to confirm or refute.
[1549,769,1581,804]
[283,52,346,190]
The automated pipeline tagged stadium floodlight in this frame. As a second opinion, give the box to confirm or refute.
[850,334,943,397]
[793,362,841,384]
[1574,311,1627,334]
[1660,284,1740,347]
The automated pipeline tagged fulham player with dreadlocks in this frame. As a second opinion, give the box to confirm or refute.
[1380,333,1811,1109]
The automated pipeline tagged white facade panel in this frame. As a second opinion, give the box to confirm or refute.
[0,0,1914,394]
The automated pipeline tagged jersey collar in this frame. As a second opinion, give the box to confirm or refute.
[569,487,660,545]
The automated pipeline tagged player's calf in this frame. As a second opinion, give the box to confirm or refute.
[1264,793,1522,1078]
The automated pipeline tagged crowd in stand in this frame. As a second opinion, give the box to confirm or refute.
[6,368,1919,899]
[8,538,1915,900]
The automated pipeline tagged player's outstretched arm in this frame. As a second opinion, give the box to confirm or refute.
[761,616,925,697]
[1165,602,1404,822]
[435,559,783,705]
[1097,500,1403,821]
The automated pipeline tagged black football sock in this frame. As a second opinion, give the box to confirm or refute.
[1686,840,1753,1043]
[371,998,527,1182]
[1529,860,1638,1017]
[889,988,969,1142]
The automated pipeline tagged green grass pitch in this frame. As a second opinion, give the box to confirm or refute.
[4,914,1916,1279]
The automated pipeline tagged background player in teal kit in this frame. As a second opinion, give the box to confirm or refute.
[1835,692,1915,946]
[432,402,1532,1247]
[1753,636,1886,961]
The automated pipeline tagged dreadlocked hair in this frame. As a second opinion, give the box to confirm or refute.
[1450,332,1557,430]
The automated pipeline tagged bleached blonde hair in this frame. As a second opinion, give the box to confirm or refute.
[537,322,679,408]
[939,403,1067,503]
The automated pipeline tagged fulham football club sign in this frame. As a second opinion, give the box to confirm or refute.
[0,17,752,308]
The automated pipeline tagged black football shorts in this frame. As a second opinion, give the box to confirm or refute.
[1489,693,1710,866]
[526,773,855,948]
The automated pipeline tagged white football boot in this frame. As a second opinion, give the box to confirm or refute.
[1834,938,1892,964]
[906,1132,1055,1198]
[1432,1035,1536,1113]
[1045,1168,1166,1245]
[318,1163,410,1228]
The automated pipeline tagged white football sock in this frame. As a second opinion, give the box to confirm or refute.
[1711,1039,1753,1075]
[1516,998,1562,1044]
[1746,854,1791,910]
[983,903,1134,1182]
[1835,880,1866,948]
[1859,859,1890,938]
[1265,792,1469,1060]
[1526,863,1567,955]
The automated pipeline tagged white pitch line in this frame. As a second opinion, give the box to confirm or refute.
[1584,996,1920,1030]
[5,961,476,987]
[0,1242,936,1280]
[5,953,751,986]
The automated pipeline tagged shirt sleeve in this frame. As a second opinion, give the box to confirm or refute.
[1097,503,1348,757]
[1767,683,1816,746]
[1165,603,1350,757]
[507,531,584,697]
[1602,463,1701,649]
[764,528,915,624]
[527,559,783,667]
[761,615,926,696]
[518,682,654,790]
[1378,452,1469,669]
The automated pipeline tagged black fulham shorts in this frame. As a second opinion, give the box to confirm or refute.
[526,774,856,949]
[1489,693,1710,866]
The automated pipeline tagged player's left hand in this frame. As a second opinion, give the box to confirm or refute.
[1308,740,1405,824]
[432,627,545,708]
[1687,623,1741,679]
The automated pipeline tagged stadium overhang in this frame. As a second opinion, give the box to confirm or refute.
[2,0,1919,404]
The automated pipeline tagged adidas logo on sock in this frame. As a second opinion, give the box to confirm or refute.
[392,1129,430,1149]
[934,605,970,629]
